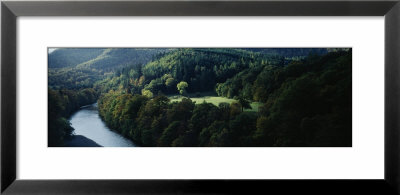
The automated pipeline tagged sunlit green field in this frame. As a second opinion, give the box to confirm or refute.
[169,95,262,112]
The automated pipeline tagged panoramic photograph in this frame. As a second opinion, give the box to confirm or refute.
[48,48,352,147]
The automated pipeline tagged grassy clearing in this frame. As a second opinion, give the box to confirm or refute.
[169,93,262,112]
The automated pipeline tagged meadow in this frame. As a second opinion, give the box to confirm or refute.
[169,93,262,112]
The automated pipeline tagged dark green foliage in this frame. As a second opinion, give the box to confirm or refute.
[253,50,352,146]
[159,121,182,146]
[97,91,259,146]
[235,96,252,112]
[96,49,351,147]
[48,88,98,146]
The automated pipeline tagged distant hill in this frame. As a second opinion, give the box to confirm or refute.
[241,48,330,58]
[48,48,335,70]
[49,48,171,70]
[49,48,106,68]
[74,48,172,72]
[48,48,171,89]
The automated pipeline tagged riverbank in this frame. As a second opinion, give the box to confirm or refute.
[69,103,136,147]
[64,135,102,147]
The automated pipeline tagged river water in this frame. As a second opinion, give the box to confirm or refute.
[69,103,136,147]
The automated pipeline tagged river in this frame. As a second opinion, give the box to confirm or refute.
[69,103,136,147]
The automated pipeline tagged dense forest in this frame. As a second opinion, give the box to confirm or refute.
[48,48,351,147]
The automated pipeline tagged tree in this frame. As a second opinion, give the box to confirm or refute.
[146,78,163,94]
[167,98,195,123]
[235,96,252,112]
[159,121,181,146]
[165,77,175,88]
[229,102,241,118]
[141,89,154,98]
[177,81,188,95]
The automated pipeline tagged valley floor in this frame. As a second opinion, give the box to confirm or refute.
[168,93,262,112]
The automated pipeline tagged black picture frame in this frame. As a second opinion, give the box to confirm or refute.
[1,0,399,194]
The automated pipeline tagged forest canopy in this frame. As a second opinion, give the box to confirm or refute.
[48,48,352,147]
